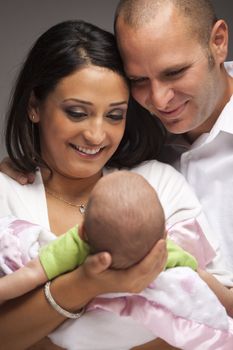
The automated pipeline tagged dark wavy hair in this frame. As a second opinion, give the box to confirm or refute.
[5,20,165,172]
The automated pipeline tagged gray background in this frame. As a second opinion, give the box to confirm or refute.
[0,0,233,158]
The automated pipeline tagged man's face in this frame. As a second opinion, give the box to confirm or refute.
[116,9,225,138]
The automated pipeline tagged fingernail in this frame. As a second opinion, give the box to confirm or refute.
[19,176,27,185]
[99,253,107,264]
[28,174,35,183]
[100,252,111,266]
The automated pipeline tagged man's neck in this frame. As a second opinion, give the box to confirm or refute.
[187,78,233,143]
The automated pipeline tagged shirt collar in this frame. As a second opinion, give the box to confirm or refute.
[166,60,233,151]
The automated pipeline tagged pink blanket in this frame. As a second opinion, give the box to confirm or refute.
[1,215,233,349]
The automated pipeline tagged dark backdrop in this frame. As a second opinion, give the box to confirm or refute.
[0,0,232,157]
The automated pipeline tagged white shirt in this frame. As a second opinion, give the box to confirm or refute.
[0,160,205,229]
[164,62,233,273]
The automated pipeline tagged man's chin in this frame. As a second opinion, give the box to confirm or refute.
[163,122,189,135]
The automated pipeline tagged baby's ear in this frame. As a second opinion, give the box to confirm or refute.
[78,223,88,242]
[163,230,168,239]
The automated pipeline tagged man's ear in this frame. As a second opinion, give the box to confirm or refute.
[27,91,40,122]
[210,19,228,64]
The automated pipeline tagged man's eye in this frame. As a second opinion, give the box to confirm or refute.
[129,77,147,85]
[166,68,186,77]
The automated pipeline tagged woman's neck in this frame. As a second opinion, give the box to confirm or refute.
[41,168,102,202]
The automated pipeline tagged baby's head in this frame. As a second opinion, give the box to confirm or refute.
[83,170,165,269]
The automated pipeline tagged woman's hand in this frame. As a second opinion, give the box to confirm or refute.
[79,239,167,296]
[0,157,35,184]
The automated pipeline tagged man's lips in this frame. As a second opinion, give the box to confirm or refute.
[158,101,188,120]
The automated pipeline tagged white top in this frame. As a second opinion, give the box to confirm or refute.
[0,159,233,285]
[164,62,233,274]
[0,160,202,228]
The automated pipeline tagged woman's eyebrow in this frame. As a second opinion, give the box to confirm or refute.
[109,101,128,107]
[62,99,128,107]
[63,98,93,105]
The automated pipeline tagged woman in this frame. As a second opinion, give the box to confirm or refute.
[0,20,229,350]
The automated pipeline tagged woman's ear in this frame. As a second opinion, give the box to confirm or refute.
[28,91,40,122]
[210,19,228,64]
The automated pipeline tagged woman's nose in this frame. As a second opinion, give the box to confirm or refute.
[83,120,106,145]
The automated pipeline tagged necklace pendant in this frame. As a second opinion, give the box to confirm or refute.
[79,204,86,215]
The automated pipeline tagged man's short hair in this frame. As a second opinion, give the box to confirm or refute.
[115,0,217,46]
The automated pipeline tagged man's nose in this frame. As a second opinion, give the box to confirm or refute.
[147,80,174,111]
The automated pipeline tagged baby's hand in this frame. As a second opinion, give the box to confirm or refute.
[0,157,35,184]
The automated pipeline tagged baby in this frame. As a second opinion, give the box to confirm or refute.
[2,170,233,321]
[0,170,197,303]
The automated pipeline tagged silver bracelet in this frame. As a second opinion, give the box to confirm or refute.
[44,281,85,319]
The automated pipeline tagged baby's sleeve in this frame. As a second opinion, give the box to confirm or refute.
[39,226,90,280]
[166,240,198,270]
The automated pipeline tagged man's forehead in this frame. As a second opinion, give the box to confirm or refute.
[123,45,204,79]
[119,36,198,71]
[115,0,174,31]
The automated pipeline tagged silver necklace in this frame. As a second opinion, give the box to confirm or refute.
[45,187,86,215]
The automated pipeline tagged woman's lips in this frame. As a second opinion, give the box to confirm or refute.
[69,143,105,159]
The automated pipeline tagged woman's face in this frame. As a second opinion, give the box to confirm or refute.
[32,66,129,179]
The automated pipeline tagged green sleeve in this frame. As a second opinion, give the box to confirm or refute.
[165,239,198,270]
[39,226,90,280]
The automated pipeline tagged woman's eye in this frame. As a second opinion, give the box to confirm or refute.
[107,112,125,121]
[66,110,87,119]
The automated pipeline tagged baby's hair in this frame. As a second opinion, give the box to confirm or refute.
[84,171,165,269]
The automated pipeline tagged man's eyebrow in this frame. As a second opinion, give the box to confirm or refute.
[127,75,147,80]
[163,64,191,75]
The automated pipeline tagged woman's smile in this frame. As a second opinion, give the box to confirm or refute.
[69,143,106,158]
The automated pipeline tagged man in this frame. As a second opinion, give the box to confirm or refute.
[115,0,233,276]
[115,1,233,348]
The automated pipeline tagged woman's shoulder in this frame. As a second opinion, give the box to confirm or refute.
[0,170,48,223]
[131,159,173,171]
[129,160,184,184]
[129,160,201,210]
[0,171,45,205]
[0,172,18,190]
[104,160,185,188]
